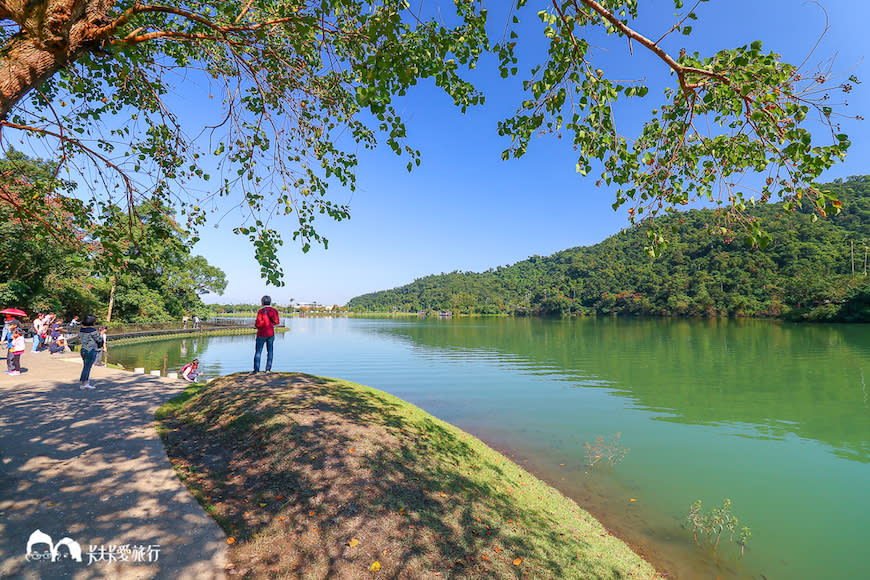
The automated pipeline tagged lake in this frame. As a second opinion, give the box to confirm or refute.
[109,317,870,579]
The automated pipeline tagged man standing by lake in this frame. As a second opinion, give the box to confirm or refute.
[253,295,280,373]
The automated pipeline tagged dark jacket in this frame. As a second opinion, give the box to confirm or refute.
[79,327,104,353]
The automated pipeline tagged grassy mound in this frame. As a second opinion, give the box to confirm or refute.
[156,372,660,579]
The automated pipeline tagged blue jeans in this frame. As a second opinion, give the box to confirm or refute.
[31,334,40,352]
[80,349,98,382]
[253,335,274,372]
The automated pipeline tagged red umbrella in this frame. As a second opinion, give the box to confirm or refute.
[0,308,27,317]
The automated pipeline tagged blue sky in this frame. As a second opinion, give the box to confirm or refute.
[187,0,870,306]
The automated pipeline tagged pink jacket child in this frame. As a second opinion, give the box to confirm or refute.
[8,329,25,375]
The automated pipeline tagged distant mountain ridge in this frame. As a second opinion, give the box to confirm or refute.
[348,176,870,321]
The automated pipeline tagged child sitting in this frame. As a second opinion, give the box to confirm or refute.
[49,336,67,354]
[180,359,200,382]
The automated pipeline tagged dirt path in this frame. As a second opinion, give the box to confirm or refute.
[0,348,227,579]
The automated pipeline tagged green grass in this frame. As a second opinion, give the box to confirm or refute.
[156,373,661,579]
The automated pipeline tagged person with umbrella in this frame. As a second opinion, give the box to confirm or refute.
[0,308,26,348]
[5,319,20,371]
[1,314,13,348]
[7,327,25,375]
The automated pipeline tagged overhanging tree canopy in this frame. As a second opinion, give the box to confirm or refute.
[0,0,857,284]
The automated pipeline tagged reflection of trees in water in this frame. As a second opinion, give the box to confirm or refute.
[380,317,870,464]
[112,334,255,380]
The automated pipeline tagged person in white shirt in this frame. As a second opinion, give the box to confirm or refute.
[30,313,44,353]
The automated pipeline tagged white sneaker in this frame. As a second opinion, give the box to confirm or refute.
[80,383,95,390]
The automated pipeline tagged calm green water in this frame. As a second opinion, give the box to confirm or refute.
[110,317,870,579]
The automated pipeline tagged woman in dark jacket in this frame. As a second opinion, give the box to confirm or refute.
[78,314,103,390]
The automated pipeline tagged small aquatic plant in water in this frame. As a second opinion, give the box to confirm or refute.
[685,498,751,557]
[584,433,629,468]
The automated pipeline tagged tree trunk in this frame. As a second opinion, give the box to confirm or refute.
[106,280,115,323]
[851,240,855,275]
[0,0,112,119]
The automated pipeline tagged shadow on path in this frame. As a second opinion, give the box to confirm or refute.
[0,350,226,579]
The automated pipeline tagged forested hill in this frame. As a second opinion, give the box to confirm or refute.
[348,176,870,321]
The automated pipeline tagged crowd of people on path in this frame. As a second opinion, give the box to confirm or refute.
[3,310,107,384]
[4,312,68,376]
[4,294,283,388]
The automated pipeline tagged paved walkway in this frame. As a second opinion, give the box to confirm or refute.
[0,348,227,579]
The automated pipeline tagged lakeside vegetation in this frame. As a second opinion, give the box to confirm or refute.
[348,176,870,322]
[0,151,227,324]
[156,373,660,579]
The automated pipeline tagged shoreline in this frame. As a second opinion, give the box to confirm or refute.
[104,330,673,577]
[157,372,665,579]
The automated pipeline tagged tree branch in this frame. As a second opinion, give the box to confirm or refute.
[579,0,732,92]
[95,2,307,41]
[0,118,136,210]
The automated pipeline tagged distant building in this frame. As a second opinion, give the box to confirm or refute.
[296,302,333,311]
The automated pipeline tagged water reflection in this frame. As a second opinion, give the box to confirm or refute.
[372,318,870,464]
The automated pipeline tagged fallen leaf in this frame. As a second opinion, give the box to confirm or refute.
[260,503,267,507]
[494,546,501,553]
[309,510,316,516]
[370,561,381,571]
[349,538,360,547]
[349,448,356,453]
[227,537,236,545]
[630,498,637,502]
[398,507,406,515]
[513,558,522,566]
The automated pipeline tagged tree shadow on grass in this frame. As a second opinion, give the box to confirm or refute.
[157,372,652,579]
